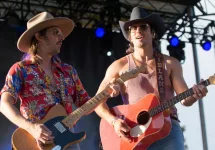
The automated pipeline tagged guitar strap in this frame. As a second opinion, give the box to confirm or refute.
[154,51,181,122]
[154,51,166,103]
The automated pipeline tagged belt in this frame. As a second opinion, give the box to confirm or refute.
[170,115,180,122]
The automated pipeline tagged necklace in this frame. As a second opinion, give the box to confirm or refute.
[132,54,154,73]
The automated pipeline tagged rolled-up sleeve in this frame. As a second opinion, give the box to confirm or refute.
[0,63,24,104]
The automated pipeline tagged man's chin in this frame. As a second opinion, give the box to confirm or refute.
[136,44,144,48]
[51,49,60,55]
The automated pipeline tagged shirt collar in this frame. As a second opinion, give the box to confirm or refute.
[51,55,64,73]
[22,55,64,73]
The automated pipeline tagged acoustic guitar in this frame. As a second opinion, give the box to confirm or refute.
[100,74,215,150]
[11,68,139,150]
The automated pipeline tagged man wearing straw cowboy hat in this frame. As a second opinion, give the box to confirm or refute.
[0,12,92,149]
[95,6,208,149]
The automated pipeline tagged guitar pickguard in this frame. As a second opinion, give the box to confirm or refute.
[130,117,152,137]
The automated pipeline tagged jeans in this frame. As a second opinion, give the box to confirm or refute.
[147,119,185,150]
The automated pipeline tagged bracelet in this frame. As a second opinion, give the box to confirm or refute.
[111,117,118,127]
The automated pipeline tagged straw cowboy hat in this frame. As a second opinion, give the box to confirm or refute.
[17,12,74,52]
[119,6,166,41]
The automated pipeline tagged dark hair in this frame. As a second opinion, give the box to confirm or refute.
[126,27,160,54]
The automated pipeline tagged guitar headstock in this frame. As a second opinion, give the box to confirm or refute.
[209,74,215,85]
[118,67,139,83]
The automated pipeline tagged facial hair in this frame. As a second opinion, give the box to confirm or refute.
[44,36,61,56]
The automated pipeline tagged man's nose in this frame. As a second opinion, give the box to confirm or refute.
[59,32,64,40]
[136,26,142,33]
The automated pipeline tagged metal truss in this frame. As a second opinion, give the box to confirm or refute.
[167,2,215,45]
[0,0,214,44]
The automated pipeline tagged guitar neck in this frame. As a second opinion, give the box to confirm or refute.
[62,86,112,128]
[149,79,210,117]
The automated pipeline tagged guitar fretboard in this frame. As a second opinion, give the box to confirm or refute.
[148,79,210,117]
[62,76,129,128]
[62,87,111,128]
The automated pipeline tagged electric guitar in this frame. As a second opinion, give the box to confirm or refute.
[11,68,140,150]
[100,74,215,150]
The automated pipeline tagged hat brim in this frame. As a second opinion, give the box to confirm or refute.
[119,14,165,41]
[17,17,74,52]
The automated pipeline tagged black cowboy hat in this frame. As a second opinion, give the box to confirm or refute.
[119,7,166,41]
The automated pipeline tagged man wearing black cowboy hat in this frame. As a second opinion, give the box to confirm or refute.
[95,6,208,150]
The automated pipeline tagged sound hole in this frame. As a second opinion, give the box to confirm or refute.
[137,111,150,125]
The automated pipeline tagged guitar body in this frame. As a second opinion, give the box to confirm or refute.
[12,105,86,150]
[100,94,171,150]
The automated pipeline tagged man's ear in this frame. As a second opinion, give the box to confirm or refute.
[151,29,156,39]
[35,32,43,41]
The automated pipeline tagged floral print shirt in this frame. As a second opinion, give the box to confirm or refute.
[0,57,90,122]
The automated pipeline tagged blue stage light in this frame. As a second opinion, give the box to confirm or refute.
[169,36,179,47]
[202,40,211,51]
[95,27,105,38]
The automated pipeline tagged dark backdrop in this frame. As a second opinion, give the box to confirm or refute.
[0,23,128,150]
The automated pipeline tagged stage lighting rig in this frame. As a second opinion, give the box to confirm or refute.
[167,34,186,63]
[95,27,105,38]
[169,35,179,47]
[200,38,211,51]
